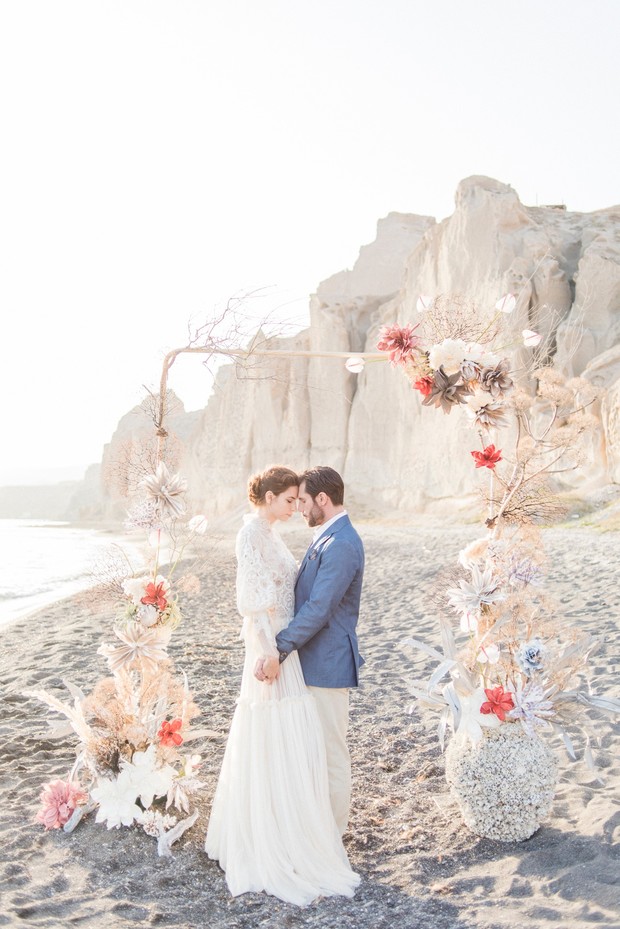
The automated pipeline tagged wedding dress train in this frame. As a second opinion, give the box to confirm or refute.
[205,514,359,906]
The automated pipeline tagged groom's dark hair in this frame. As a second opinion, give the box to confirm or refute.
[300,466,344,506]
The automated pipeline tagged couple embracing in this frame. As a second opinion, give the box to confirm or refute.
[205,465,365,905]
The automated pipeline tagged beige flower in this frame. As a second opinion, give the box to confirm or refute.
[479,359,513,399]
[98,623,172,674]
[458,537,490,568]
[423,367,471,414]
[141,463,188,518]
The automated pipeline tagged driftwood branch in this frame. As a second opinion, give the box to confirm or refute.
[154,343,385,459]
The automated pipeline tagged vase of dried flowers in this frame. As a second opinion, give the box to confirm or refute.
[445,724,558,842]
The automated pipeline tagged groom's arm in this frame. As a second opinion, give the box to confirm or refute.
[275,538,360,659]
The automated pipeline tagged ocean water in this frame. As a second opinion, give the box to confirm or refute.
[0,519,145,628]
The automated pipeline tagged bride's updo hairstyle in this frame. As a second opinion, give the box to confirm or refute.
[247,466,299,506]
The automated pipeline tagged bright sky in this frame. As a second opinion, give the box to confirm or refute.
[1,0,618,485]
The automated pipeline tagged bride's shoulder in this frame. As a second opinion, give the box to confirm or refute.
[237,513,271,542]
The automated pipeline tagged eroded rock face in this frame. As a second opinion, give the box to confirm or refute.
[97,180,620,518]
[346,179,620,512]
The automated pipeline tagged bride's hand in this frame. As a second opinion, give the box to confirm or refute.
[262,655,280,684]
[254,658,267,681]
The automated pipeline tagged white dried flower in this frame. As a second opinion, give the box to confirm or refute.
[454,688,500,743]
[141,810,178,837]
[120,745,176,809]
[464,392,508,429]
[91,772,143,830]
[463,342,485,364]
[509,681,556,735]
[122,576,151,605]
[137,603,159,627]
[428,338,468,375]
[447,565,504,615]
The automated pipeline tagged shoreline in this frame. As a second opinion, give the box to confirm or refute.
[2,517,616,630]
[0,521,147,631]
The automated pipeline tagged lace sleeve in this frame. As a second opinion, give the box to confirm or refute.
[235,519,278,656]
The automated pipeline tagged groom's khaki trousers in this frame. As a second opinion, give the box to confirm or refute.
[308,686,351,835]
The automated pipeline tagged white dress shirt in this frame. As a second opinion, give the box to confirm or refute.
[312,510,348,545]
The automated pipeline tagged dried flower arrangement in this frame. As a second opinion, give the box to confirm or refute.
[377,292,620,839]
[29,461,208,856]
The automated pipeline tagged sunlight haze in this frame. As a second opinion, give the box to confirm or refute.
[1,0,618,484]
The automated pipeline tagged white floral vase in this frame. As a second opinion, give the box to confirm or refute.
[445,724,558,842]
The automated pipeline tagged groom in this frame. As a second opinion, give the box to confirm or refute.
[257,465,365,835]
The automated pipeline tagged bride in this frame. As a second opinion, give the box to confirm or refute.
[205,465,360,905]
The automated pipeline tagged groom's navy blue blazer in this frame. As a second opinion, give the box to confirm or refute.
[276,515,365,688]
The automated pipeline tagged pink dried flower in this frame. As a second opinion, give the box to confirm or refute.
[36,779,88,830]
[377,324,420,366]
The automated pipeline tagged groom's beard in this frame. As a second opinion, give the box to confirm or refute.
[305,502,326,528]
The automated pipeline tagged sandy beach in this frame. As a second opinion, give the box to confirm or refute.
[1,521,619,929]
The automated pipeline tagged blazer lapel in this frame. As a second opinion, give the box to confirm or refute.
[295,530,334,585]
[295,543,315,585]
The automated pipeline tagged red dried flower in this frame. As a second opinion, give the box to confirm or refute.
[471,444,503,470]
[480,686,514,721]
[141,581,168,611]
[158,718,184,747]
[413,376,434,396]
[377,324,420,366]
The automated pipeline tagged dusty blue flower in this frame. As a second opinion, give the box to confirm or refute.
[516,639,547,676]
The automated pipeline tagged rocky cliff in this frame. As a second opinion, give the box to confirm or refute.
[98,177,620,519]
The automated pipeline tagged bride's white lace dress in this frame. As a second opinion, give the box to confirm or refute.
[205,514,359,905]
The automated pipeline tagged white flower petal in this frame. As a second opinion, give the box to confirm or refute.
[522,329,543,347]
[345,356,365,374]
[477,644,500,664]
[121,745,176,809]
[91,775,143,830]
[495,293,516,313]
[416,294,433,313]
[460,613,479,633]
[149,529,172,549]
